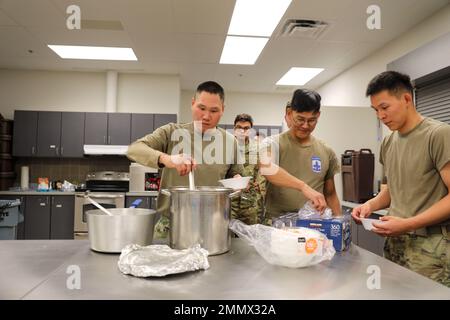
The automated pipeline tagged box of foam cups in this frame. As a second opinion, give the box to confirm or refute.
[273,208,352,252]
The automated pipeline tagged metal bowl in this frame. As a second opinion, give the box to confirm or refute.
[87,208,157,253]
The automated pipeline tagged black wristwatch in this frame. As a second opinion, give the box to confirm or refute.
[157,155,165,168]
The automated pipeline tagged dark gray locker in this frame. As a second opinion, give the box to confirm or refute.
[61,112,85,157]
[37,112,62,157]
[50,196,74,239]
[24,196,51,239]
[131,114,154,142]
[85,113,108,145]
[108,113,131,145]
[153,114,177,130]
[12,111,38,157]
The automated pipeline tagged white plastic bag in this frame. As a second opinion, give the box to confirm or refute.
[229,219,335,268]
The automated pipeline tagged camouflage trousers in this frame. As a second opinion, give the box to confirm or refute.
[154,215,170,239]
[384,232,450,287]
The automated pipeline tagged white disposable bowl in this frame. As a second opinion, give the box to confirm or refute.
[218,176,251,190]
[360,218,381,231]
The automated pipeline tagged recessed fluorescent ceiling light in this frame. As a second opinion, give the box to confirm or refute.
[276,67,324,86]
[48,45,137,61]
[228,0,292,37]
[220,36,269,65]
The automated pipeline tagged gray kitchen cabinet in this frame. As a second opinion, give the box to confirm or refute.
[85,112,108,145]
[37,112,62,157]
[60,112,85,157]
[356,214,385,257]
[153,114,177,130]
[12,111,38,157]
[25,195,51,239]
[0,195,26,239]
[85,112,131,145]
[108,113,131,145]
[50,195,74,239]
[131,114,154,142]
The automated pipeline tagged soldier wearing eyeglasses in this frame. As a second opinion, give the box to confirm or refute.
[262,89,342,223]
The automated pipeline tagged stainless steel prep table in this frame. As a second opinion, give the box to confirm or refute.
[0,239,449,299]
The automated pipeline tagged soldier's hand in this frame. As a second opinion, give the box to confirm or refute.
[372,216,414,236]
[161,153,197,176]
[301,184,327,212]
[351,203,372,224]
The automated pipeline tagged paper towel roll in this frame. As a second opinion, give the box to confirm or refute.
[21,166,29,190]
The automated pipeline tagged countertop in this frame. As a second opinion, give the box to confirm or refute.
[1,239,448,300]
[0,190,76,195]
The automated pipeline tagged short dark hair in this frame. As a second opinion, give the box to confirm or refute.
[195,81,225,102]
[290,89,321,113]
[285,101,291,111]
[366,71,414,97]
[234,113,253,127]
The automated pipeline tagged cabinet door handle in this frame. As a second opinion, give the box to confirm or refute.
[31,146,35,155]
[56,204,62,208]
[55,147,59,156]
[60,147,64,155]
[108,136,111,144]
[40,203,46,207]
[103,136,107,144]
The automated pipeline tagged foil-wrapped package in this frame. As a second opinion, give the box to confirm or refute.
[118,244,210,277]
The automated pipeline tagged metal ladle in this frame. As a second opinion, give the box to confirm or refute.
[189,171,195,190]
[84,192,114,216]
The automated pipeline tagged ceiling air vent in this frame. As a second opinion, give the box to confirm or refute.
[279,19,329,39]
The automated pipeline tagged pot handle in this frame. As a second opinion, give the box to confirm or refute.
[160,189,171,197]
[228,190,241,198]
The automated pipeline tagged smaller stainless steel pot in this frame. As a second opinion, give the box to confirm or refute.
[87,208,156,253]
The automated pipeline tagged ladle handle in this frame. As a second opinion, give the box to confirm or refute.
[85,196,113,216]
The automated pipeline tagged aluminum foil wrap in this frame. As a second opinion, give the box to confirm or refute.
[117,244,210,277]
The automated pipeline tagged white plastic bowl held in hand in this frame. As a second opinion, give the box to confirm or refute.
[361,218,382,231]
[218,176,251,190]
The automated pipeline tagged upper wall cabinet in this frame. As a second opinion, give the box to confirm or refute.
[12,111,38,157]
[60,112,85,157]
[37,111,62,157]
[13,110,177,158]
[153,114,177,130]
[84,112,131,145]
[131,114,154,142]
[13,111,85,158]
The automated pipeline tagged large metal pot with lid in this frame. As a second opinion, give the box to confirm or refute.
[160,186,240,255]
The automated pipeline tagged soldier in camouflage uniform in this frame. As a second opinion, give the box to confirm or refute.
[231,114,266,225]
[352,71,450,287]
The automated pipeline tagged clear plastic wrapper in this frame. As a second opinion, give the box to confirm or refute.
[298,200,333,220]
[118,244,210,277]
[229,219,335,268]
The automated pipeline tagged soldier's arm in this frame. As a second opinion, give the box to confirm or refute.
[323,178,341,215]
[407,162,450,230]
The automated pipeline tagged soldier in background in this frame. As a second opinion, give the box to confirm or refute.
[231,113,266,224]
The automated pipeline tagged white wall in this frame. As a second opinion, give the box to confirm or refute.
[0,69,180,119]
[314,107,380,199]
[117,73,180,115]
[317,4,450,108]
[0,69,105,118]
